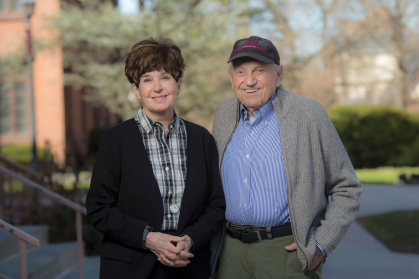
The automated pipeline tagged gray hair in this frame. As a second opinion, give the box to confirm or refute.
[228,62,281,73]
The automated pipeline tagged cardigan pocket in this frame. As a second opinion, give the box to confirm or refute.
[102,241,135,263]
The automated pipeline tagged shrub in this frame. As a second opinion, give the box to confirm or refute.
[49,204,103,255]
[327,105,419,168]
[87,126,111,159]
[0,144,48,166]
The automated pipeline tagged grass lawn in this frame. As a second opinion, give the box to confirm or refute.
[358,210,419,255]
[355,166,419,184]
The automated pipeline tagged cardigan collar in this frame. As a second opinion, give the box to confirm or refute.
[232,85,287,121]
[239,89,276,124]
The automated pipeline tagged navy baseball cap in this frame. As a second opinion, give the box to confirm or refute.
[228,36,280,65]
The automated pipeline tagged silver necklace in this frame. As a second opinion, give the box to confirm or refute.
[142,125,181,217]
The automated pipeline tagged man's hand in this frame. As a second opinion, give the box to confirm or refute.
[285,242,297,252]
[308,246,323,270]
[285,242,323,271]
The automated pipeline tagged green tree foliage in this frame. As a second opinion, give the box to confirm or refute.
[0,34,49,83]
[0,54,26,86]
[50,0,252,119]
[328,105,419,168]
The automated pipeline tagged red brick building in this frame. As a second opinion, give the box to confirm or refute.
[0,0,120,165]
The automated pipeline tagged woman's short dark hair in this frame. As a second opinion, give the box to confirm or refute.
[125,38,186,87]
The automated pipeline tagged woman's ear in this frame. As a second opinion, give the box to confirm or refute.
[177,78,182,95]
[177,78,182,91]
[132,83,141,99]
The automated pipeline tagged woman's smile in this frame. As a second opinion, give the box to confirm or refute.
[152,95,168,100]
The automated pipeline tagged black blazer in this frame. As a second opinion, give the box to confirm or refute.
[86,119,226,279]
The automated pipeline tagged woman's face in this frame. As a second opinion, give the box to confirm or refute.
[132,69,181,118]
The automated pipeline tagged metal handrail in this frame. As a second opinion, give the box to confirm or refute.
[0,219,40,279]
[0,165,86,279]
[0,154,43,181]
[0,166,86,214]
[0,272,12,279]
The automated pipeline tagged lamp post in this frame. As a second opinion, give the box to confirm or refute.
[21,0,37,170]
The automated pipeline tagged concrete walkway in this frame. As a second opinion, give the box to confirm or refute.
[63,184,419,279]
[323,184,419,279]
[358,184,419,217]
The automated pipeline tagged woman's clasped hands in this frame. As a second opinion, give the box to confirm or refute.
[145,232,194,267]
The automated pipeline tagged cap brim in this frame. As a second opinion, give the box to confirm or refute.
[227,52,275,64]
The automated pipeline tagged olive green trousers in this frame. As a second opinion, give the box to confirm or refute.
[217,225,324,279]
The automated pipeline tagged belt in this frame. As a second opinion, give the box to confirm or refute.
[226,222,292,243]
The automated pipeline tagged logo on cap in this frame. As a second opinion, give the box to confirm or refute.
[237,39,268,51]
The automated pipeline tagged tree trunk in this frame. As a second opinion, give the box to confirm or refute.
[392,0,406,109]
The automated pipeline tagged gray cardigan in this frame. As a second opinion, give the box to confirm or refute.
[210,85,362,276]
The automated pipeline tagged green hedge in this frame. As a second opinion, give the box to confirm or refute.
[0,144,48,166]
[327,106,419,168]
[49,204,102,255]
[87,126,111,160]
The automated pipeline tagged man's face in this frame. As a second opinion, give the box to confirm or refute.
[229,57,283,114]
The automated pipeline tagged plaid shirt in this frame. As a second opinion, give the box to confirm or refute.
[135,108,187,231]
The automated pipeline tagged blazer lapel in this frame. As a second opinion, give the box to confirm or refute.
[127,119,164,229]
[177,122,193,232]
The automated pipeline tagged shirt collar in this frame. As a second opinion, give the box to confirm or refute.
[135,108,180,134]
[240,88,277,122]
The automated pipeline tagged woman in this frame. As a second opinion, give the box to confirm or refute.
[86,38,225,279]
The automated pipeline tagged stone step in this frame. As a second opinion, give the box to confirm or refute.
[55,256,100,279]
[0,241,79,279]
[0,225,49,262]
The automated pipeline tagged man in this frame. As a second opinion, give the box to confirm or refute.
[210,36,362,279]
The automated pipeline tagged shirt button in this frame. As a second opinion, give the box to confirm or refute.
[265,121,268,125]
[244,179,247,183]
[246,154,249,159]
[165,167,169,171]
[244,204,247,208]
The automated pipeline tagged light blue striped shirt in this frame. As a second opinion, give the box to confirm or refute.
[222,93,290,226]
[221,91,326,256]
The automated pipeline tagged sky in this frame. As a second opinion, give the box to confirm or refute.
[118,0,139,16]
[117,0,418,59]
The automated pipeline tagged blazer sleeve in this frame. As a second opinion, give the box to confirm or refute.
[86,132,148,250]
[181,134,226,251]
[312,103,363,256]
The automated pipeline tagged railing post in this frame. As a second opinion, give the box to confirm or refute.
[0,173,4,220]
[20,240,27,279]
[7,175,12,223]
[1,219,39,279]
[0,166,87,278]
[76,211,83,279]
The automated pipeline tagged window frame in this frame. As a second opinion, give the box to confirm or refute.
[0,0,25,20]
[0,74,30,138]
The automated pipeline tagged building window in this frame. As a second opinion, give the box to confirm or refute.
[15,82,26,133]
[0,1,6,11]
[0,84,11,134]
[0,81,28,135]
[11,0,20,10]
[0,0,21,12]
